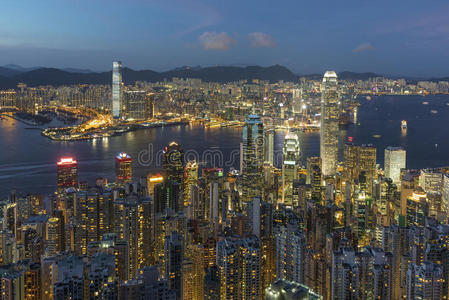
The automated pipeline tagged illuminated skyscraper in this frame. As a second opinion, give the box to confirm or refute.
[320,71,339,176]
[216,236,261,299]
[343,143,376,192]
[57,157,78,189]
[307,157,322,203]
[112,61,122,118]
[115,152,132,183]
[147,173,164,197]
[165,231,183,299]
[46,217,63,257]
[282,132,300,206]
[162,142,185,185]
[184,160,198,207]
[384,146,406,184]
[264,129,275,165]
[242,114,264,202]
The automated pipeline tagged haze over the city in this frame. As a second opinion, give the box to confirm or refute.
[1,0,449,76]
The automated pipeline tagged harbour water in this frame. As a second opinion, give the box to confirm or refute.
[1,94,449,197]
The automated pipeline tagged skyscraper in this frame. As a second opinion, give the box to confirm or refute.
[242,114,264,202]
[115,152,132,183]
[264,129,275,165]
[184,160,198,207]
[57,157,78,189]
[165,231,183,299]
[162,142,185,185]
[320,71,339,176]
[112,61,122,119]
[282,132,300,206]
[343,143,377,192]
[384,146,406,184]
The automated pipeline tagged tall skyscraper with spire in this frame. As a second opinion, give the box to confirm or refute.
[320,71,339,176]
[112,61,122,119]
[242,114,264,203]
[282,131,300,206]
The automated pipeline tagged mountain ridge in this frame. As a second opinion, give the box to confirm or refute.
[0,64,446,89]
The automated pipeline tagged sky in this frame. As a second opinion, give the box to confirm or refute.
[1,0,449,77]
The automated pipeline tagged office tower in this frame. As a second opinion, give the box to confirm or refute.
[57,157,78,189]
[165,231,183,299]
[407,262,443,300]
[115,152,132,183]
[147,173,164,197]
[320,71,339,176]
[242,114,264,202]
[384,146,406,184]
[265,279,322,300]
[344,143,377,192]
[401,171,417,219]
[443,174,449,214]
[307,157,323,203]
[419,168,443,193]
[282,132,300,206]
[373,176,395,217]
[264,129,275,165]
[162,142,185,185]
[154,180,181,214]
[216,236,261,299]
[46,217,63,257]
[406,187,429,227]
[331,247,359,299]
[184,160,198,207]
[112,61,122,118]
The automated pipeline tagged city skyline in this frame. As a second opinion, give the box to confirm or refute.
[1,0,449,77]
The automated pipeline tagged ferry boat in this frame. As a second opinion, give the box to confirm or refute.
[422,101,429,105]
[401,120,407,130]
[431,110,438,114]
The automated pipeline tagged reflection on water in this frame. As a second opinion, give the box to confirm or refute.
[1,94,449,197]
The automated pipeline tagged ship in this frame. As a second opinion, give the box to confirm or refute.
[401,120,407,130]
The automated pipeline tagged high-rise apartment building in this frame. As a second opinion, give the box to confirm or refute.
[165,231,183,299]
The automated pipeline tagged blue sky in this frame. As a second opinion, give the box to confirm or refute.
[1,0,449,76]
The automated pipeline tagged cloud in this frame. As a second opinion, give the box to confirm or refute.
[248,32,276,48]
[352,43,374,53]
[198,32,236,50]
